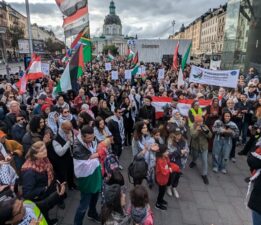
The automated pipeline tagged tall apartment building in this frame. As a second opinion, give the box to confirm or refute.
[169,4,227,58]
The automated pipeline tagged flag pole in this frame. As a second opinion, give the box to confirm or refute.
[25,0,33,58]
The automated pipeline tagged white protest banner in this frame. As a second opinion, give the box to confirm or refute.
[111,71,119,80]
[41,63,50,76]
[189,65,239,88]
[105,63,111,71]
[125,70,132,80]
[158,68,165,80]
[210,60,221,70]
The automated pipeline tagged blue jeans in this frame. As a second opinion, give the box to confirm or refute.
[252,210,261,225]
[74,192,99,225]
[191,149,208,176]
[212,137,232,170]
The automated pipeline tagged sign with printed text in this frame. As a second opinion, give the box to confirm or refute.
[125,70,132,80]
[189,65,239,88]
[41,63,50,76]
[111,71,119,80]
[210,60,221,70]
[158,68,165,80]
[105,63,111,71]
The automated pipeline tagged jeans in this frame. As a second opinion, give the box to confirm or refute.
[191,149,208,176]
[252,210,261,225]
[212,137,232,170]
[112,144,122,158]
[74,192,99,225]
[168,172,181,188]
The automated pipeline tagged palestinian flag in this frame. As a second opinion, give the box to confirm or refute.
[108,52,114,61]
[132,52,139,65]
[131,64,139,76]
[127,48,135,61]
[53,38,92,96]
[172,41,179,71]
[181,42,192,71]
[151,96,212,119]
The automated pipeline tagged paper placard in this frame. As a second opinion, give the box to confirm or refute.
[125,70,132,80]
[111,71,119,80]
[105,63,111,71]
[158,68,165,80]
[41,63,50,76]
[141,66,146,74]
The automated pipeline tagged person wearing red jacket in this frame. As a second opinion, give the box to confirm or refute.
[155,144,180,211]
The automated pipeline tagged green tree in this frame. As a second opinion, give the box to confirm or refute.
[7,26,25,52]
[102,45,118,56]
[44,38,65,55]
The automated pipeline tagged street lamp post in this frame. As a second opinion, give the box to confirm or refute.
[25,0,33,57]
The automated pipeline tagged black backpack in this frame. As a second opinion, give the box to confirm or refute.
[128,156,148,184]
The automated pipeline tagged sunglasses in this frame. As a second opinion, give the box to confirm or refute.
[63,111,70,113]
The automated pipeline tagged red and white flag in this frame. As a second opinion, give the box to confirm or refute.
[16,54,44,93]
[152,96,212,119]
[172,41,179,72]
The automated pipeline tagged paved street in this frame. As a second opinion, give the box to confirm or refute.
[52,147,252,225]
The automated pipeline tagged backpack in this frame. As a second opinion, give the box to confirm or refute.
[104,153,120,177]
[128,156,148,184]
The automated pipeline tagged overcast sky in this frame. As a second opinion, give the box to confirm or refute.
[6,0,227,41]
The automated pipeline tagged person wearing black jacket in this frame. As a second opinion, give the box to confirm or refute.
[247,143,261,225]
[50,121,77,190]
[107,107,125,159]
[235,94,254,144]
[138,96,156,128]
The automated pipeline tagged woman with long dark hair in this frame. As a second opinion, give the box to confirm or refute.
[101,184,129,225]
[121,96,135,146]
[212,111,239,174]
[94,116,112,143]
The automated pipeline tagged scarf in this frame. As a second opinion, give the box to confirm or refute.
[22,158,54,186]
[131,206,147,224]
[47,112,59,135]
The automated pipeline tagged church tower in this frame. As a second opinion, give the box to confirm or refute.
[103,1,122,36]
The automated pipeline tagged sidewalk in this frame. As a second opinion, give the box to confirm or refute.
[51,147,252,225]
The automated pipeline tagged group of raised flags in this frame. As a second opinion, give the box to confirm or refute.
[55,0,89,38]
[172,41,192,88]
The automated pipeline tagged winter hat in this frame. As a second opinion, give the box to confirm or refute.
[194,115,203,123]
[104,184,121,205]
[131,207,147,224]
[41,104,51,112]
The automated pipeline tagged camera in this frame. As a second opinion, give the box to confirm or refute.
[200,125,209,134]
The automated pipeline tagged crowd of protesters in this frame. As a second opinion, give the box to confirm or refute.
[0,56,260,225]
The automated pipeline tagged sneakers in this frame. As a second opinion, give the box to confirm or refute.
[155,202,167,210]
[161,199,168,205]
[212,167,218,173]
[189,161,196,168]
[201,175,209,185]
[119,165,123,170]
[173,188,179,199]
[166,186,172,196]
[87,212,101,223]
[231,157,236,163]
[221,169,227,174]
